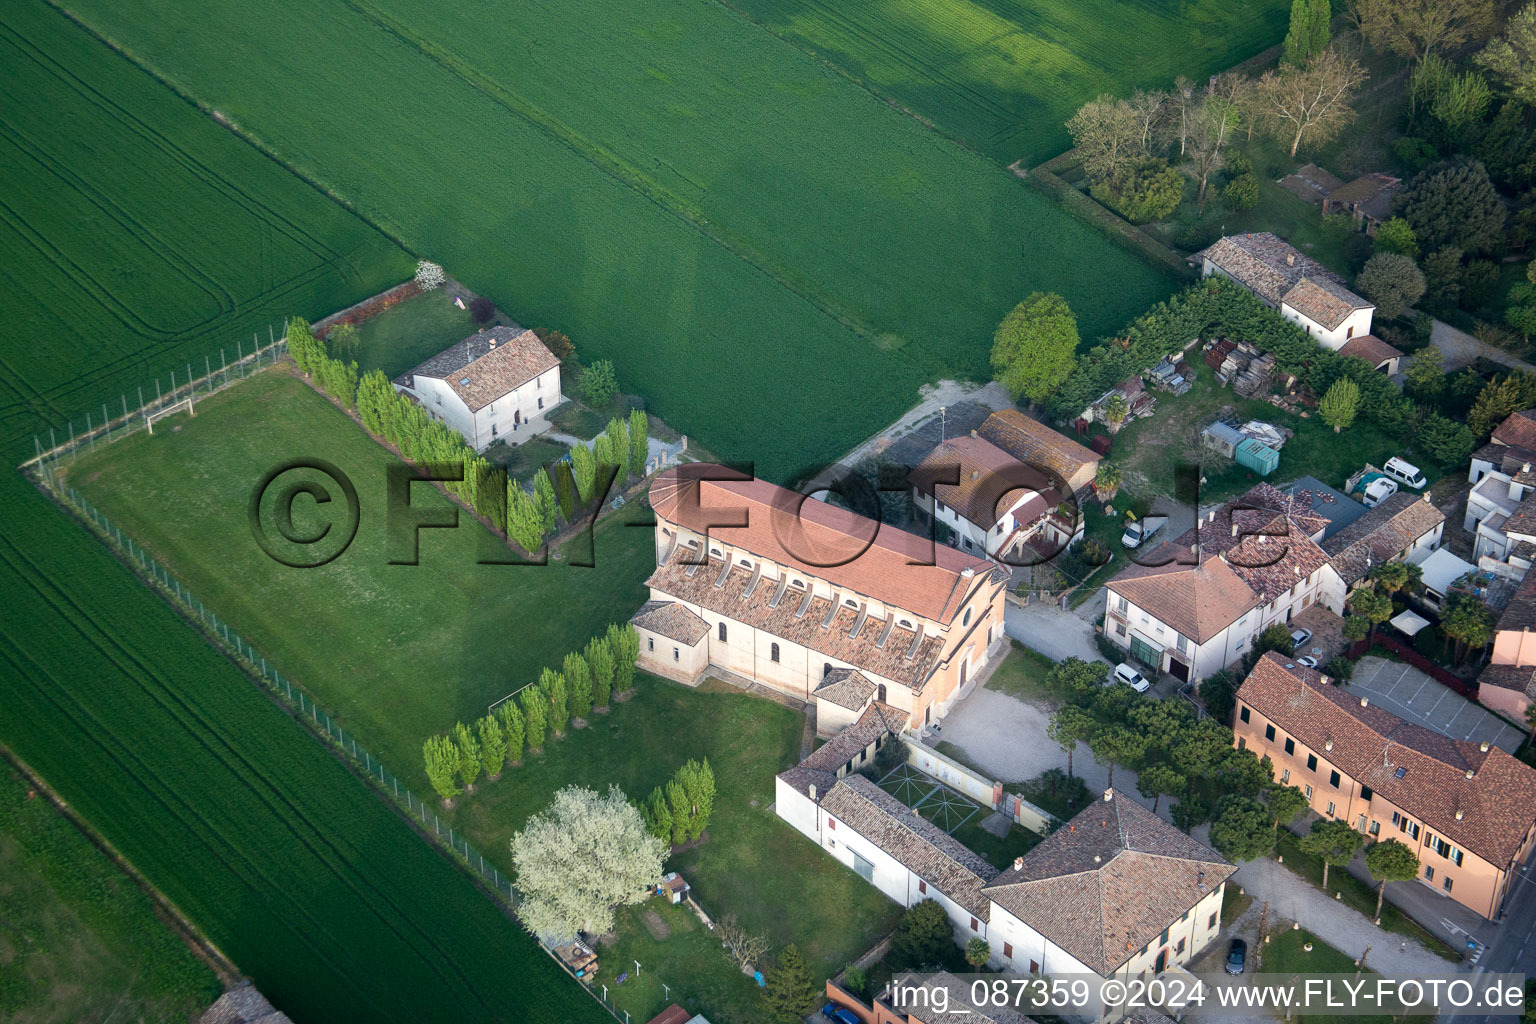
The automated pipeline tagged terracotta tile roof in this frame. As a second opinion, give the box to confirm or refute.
[1106,551,1261,644]
[777,702,908,795]
[821,774,998,920]
[1497,569,1536,634]
[645,1007,694,1024]
[1321,492,1444,586]
[395,326,558,412]
[814,667,877,711]
[1328,173,1400,205]
[1493,409,1536,451]
[1238,654,1536,865]
[1194,233,1342,306]
[983,791,1233,976]
[1281,276,1373,331]
[1279,164,1345,205]
[630,600,709,645]
[647,553,946,690]
[975,410,1100,489]
[909,435,1063,529]
[649,465,1000,624]
[1337,334,1403,368]
[1478,663,1536,701]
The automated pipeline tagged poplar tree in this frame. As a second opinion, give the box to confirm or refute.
[628,408,649,479]
[541,667,569,736]
[642,786,673,843]
[607,623,640,693]
[564,652,594,719]
[507,482,546,554]
[521,687,548,752]
[498,700,526,766]
[665,778,690,846]
[571,444,596,504]
[605,417,628,479]
[586,636,615,710]
[477,714,506,780]
[423,734,462,803]
[453,721,482,792]
[679,759,716,840]
[533,467,560,530]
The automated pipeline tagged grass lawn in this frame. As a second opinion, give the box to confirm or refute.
[984,642,1065,707]
[446,675,901,1007]
[1273,832,1460,961]
[484,434,572,480]
[873,766,1040,870]
[0,766,221,1023]
[349,288,478,379]
[598,900,764,1024]
[1265,928,1394,1024]
[65,370,657,789]
[1222,882,1253,926]
[550,396,640,441]
[1104,362,1424,505]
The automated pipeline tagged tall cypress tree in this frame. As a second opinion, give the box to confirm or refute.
[498,700,525,766]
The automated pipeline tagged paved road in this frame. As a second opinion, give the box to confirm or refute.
[1229,855,1451,979]
[1430,317,1536,375]
[1443,859,1536,1024]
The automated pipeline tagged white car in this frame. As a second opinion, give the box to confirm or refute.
[1297,655,1319,669]
[1361,477,1398,508]
[1290,628,1312,650]
[1113,662,1152,693]
[1383,456,1427,490]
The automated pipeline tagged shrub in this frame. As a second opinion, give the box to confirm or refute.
[1373,217,1419,259]
[414,259,446,289]
[1323,657,1356,681]
[1089,158,1185,223]
[1461,259,1502,310]
[1223,172,1260,210]
[468,296,496,324]
[579,359,619,406]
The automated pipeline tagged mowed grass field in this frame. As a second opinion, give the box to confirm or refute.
[0,2,411,444]
[728,0,1291,163]
[66,371,657,784]
[66,374,903,1019]
[62,0,1177,481]
[0,766,220,1023]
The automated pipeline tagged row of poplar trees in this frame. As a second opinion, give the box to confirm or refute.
[287,317,650,554]
[639,759,716,848]
[422,623,641,804]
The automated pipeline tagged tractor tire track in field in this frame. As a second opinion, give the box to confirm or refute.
[0,16,348,269]
[0,512,510,1022]
[334,0,920,360]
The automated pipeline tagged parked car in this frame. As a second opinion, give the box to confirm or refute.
[822,1005,861,1024]
[1113,662,1152,693]
[1384,456,1427,490]
[1226,938,1247,975]
[1297,655,1319,668]
[1290,628,1312,650]
[1361,476,1398,508]
[1121,515,1168,549]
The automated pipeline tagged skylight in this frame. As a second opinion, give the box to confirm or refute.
[460,377,471,386]
[1394,766,1406,779]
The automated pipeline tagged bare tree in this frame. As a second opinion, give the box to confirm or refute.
[1067,95,1140,179]
[717,914,769,970]
[1357,0,1496,62]
[1126,88,1170,156]
[1254,49,1369,157]
[1184,76,1250,203]
[1167,76,1197,156]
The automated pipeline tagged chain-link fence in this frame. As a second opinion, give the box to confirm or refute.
[24,325,288,476]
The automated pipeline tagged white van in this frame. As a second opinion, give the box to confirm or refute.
[1383,457,1427,490]
[1113,662,1152,693]
[1361,477,1398,508]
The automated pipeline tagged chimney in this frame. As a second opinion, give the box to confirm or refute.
[1013,857,1025,871]
[1480,740,1490,752]
[970,429,978,438]
[1094,854,1102,863]
[1456,808,1465,820]
[1286,252,1296,266]
[488,338,497,349]
[1465,769,1475,780]
[1104,789,1114,802]
[1360,697,1369,707]
[1231,521,1239,537]
[971,469,980,481]
[808,784,817,800]
[1324,739,1334,751]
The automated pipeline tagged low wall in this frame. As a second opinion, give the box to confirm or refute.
[904,737,1054,834]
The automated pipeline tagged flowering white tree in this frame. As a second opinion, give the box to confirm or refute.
[414,259,446,290]
[512,784,665,944]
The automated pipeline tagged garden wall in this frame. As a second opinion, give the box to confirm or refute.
[904,737,1053,834]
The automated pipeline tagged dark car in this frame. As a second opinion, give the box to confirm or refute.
[1226,937,1247,975]
[821,1005,860,1024]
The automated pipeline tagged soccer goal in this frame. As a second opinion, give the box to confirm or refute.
[145,395,194,434]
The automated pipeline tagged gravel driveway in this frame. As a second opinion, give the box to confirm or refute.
[1003,603,1104,663]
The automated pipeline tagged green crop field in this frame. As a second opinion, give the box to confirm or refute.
[59,0,1176,481]
[0,765,220,1023]
[726,0,1290,163]
[0,2,410,444]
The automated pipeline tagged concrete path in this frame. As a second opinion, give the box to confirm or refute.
[1430,318,1536,375]
[1229,855,1450,978]
[1003,603,1104,663]
[838,379,1012,467]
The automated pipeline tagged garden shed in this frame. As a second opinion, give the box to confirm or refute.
[1202,421,1244,458]
[1235,438,1279,476]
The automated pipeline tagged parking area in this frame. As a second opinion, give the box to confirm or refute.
[1349,657,1524,753]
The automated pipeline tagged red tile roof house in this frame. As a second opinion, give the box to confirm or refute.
[1103,483,1349,682]
[775,710,1233,1010]
[975,409,1102,497]
[1234,653,1536,920]
[633,465,1010,736]
[908,435,1078,562]
[1192,233,1399,368]
[391,326,562,451]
